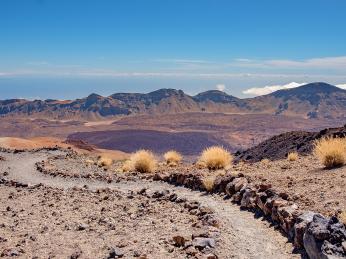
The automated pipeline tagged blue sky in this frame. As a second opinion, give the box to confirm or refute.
[1,0,346,99]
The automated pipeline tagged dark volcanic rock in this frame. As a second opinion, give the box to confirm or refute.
[304,214,346,258]
[235,124,346,162]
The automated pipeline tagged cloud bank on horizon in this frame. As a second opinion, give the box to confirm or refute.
[243,82,346,96]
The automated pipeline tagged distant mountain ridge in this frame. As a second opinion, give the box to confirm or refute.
[1,82,346,120]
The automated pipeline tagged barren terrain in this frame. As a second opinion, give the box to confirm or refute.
[234,156,346,216]
[0,113,342,154]
[0,148,299,259]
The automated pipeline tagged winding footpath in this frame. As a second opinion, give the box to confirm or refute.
[0,150,301,259]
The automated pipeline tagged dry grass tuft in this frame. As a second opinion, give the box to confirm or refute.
[121,160,133,172]
[164,150,182,166]
[287,152,299,162]
[260,158,271,168]
[338,211,346,225]
[195,160,206,169]
[314,137,346,169]
[198,146,232,170]
[130,150,157,173]
[85,159,94,165]
[202,175,216,192]
[97,156,113,167]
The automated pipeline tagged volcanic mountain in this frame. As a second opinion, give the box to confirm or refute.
[1,82,346,120]
[247,82,346,119]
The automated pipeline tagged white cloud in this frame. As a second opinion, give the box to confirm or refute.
[233,56,346,70]
[242,82,307,96]
[336,83,346,89]
[243,82,346,96]
[216,84,226,91]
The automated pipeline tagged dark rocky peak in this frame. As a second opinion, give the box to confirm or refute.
[84,93,104,107]
[147,88,185,98]
[269,82,345,98]
[145,89,188,104]
[193,90,239,103]
[0,99,27,105]
[110,92,144,102]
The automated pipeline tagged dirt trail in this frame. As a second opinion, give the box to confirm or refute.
[0,150,300,259]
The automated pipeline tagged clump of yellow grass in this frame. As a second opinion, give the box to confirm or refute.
[163,150,182,166]
[202,175,216,192]
[129,150,157,173]
[287,152,299,161]
[198,146,232,170]
[314,137,346,169]
[121,160,133,172]
[97,155,113,167]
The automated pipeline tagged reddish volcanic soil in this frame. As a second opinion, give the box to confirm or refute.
[0,113,342,155]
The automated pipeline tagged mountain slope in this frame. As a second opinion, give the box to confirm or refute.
[1,82,346,120]
[235,124,346,162]
[247,82,346,119]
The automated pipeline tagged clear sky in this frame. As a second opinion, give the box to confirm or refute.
[1,0,346,99]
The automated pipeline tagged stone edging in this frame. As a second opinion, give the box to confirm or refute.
[153,172,346,258]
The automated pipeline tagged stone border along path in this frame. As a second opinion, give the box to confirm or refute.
[0,149,301,259]
[153,170,346,258]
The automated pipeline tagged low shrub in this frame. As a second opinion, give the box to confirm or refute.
[121,160,133,172]
[202,175,216,192]
[338,211,346,225]
[314,137,346,169]
[260,158,271,167]
[198,146,232,170]
[130,150,157,173]
[164,150,182,166]
[97,156,113,167]
[287,152,299,161]
[85,159,94,165]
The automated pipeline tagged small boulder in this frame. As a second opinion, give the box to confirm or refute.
[294,211,319,248]
[172,235,186,247]
[225,177,248,196]
[240,187,257,209]
[184,201,200,211]
[192,237,216,250]
[76,223,89,231]
[108,247,124,258]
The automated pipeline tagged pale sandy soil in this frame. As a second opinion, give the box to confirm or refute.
[0,137,129,161]
[0,149,299,259]
[234,155,346,217]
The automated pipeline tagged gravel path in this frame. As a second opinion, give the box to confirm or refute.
[0,150,300,259]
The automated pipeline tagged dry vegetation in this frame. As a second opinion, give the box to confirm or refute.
[97,155,113,167]
[121,160,133,172]
[338,211,346,225]
[287,152,299,161]
[314,137,346,169]
[198,146,232,170]
[202,175,216,192]
[163,150,182,166]
[129,150,157,173]
[85,159,94,165]
[260,158,271,168]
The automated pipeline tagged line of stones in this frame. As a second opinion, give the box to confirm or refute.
[153,172,346,258]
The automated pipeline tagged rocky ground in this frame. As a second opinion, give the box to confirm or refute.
[0,149,299,259]
[0,184,212,258]
[234,155,346,217]
[150,156,346,218]
[26,148,346,219]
